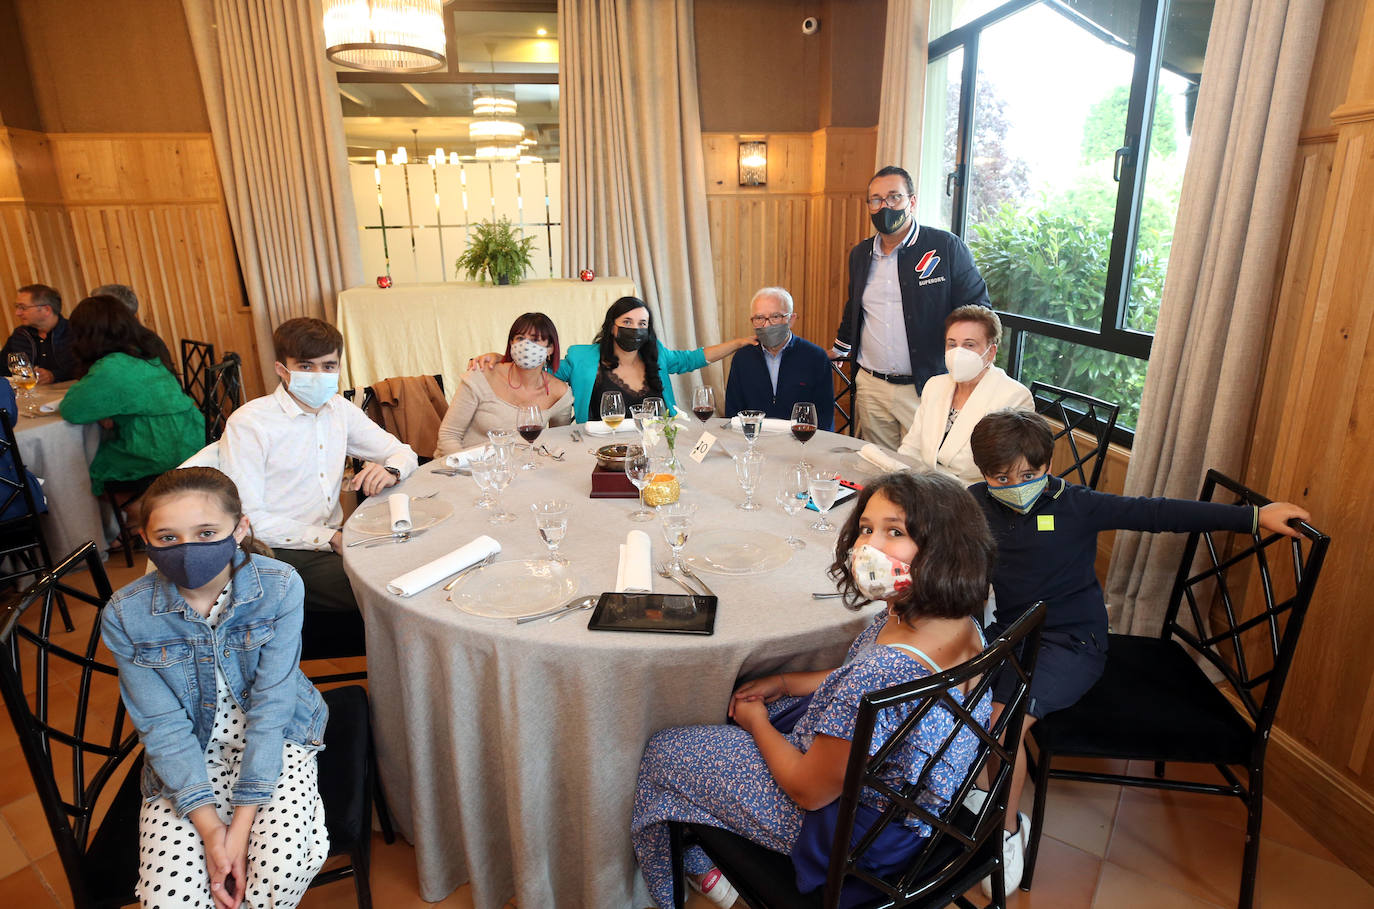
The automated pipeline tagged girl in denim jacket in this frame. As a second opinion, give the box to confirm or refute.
[101,467,329,909]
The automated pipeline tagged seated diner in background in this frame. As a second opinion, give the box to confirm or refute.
[4,283,76,385]
[471,296,756,421]
[897,305,1032,485]
[631,471,995,908]
[435,312,573,457]
[723,286,834,431]
[0,376,46,521]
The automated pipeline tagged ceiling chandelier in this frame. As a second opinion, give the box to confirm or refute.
[323,0,446,74]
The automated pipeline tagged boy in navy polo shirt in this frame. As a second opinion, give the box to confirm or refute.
[967,409,1309,893]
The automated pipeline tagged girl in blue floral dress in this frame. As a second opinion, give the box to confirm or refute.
[632,472,996,908]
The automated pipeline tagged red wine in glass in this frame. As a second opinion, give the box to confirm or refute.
[517,424,543,443]
[791,423,817,444]
[693,405,714,422]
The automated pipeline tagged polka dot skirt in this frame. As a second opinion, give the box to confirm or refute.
[135,584,329,909]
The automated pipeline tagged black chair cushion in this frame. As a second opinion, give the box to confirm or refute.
[1032,633,1254,765]
[318,685,371,856]
[80,752,145,908]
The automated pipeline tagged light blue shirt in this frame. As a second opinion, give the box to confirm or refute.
[762,333,795,393]
[857,219,919,376]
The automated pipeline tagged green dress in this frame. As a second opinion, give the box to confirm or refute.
[59,352,204,494]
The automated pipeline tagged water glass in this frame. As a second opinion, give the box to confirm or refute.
[734,450,764,511]
[739,410,765,450]
[531,500,571,565]
[629,403,652,437]
[486,449,517,525]
[774,465,809,549]
[623,445,654,522]
[469,449,496,509]
[601,390,626,437]
[808,469,841,532]
[642,397,666,418]
[658,502,696,572]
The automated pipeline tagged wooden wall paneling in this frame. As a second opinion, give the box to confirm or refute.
[1301,2,1366,135]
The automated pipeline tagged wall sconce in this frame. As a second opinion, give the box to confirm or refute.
[738,140,767,187]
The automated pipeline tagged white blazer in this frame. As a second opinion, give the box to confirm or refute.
[897,367,1033,486]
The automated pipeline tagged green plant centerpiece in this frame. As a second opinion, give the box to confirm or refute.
[454,217,536,285]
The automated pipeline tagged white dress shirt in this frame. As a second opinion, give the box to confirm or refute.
[220,385,419,550]
[857,219,919,376]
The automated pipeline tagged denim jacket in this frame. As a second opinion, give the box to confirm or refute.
[101,552,328,817]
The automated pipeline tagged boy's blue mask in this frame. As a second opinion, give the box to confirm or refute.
[986,474,1049,514]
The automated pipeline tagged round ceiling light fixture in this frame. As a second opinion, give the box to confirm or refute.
[324,0,446,74]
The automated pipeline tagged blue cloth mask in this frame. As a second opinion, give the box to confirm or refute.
[286,370,339,409]
[986,474,1049,514]
[146,535,240,590]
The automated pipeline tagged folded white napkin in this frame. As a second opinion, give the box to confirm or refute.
[583,420,618,435]
[39,400,60,414]
[388,493,412,533]
[445,445,489,468]
[859,444,910,473]
[386,535,502,597]
[729,415,792,434]
[615,530,653,593]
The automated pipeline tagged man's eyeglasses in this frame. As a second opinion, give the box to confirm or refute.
[12,303,46,313]
[749,312,791,327]
[865,191,910,211]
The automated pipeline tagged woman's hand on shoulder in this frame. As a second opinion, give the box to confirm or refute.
[467,352,502,372]
[1259,502,1311,538]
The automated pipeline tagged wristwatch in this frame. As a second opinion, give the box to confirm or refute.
[384,466,401,479]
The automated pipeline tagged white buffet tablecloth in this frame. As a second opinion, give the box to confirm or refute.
[15,382,108,560]
[341,426,884,908]
[336,278,637,392]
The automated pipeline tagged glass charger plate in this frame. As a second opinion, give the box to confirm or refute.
[685,529,793,575]
[348,497,455,535]
[448,560,579,618]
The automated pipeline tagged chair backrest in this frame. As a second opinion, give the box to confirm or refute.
[0,409,54,583]
[830,356,857,437]
[1162,470,1329,738]
[821,602,1047,908]
[1028,381,1119,489]
[0,543,137,907]
[180,338,216,406]
[203,351,244,444]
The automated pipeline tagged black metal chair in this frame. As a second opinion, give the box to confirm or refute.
[1028,382,1119,490]
[831,356,858,437]
[180,338,215,409]
[0,543,387,909]
[202,351,244,444]
[669,602,1047,909]
[1022,471,1329,909]
[101,477,158,569]
[0,409,72,630]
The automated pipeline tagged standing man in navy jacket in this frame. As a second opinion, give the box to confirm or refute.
[724,287,834,431]
[832,166,991,449]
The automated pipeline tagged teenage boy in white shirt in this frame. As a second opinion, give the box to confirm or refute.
[219,317,418,659]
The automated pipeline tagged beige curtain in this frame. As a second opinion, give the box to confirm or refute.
[1105,0,1325,634]
[875,0,931,177]
[182,0,363,387]
[559,0,724,397]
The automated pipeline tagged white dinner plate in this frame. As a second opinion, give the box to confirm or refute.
[348,497,454,535]
[448,560,579,618]
[685,529,793,576]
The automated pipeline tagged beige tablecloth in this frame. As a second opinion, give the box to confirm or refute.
[15,382,108,560]
[342,426,883,908]
[336,278,637,392]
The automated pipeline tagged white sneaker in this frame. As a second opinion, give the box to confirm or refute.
[689,866,739,908]
[981,811,1030,897]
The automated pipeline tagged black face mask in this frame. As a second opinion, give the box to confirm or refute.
[614,327,650,353]
[870,207,909,235]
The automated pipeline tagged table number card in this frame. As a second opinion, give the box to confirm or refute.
[689,432,717,463]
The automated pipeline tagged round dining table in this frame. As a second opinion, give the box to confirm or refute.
[13,381,108,560]
[342,424,886,908]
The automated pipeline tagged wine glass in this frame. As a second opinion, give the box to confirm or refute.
[487,428,517,463]
[775,465,809,549]
[486,450,517,524]
[807,469,841,532]
[791,402,818,470]
[623,445,654,522]
[733,450,764,511]
[515,404,544,470]
[8,352,35,413]
[739,410,765,451]
[658,502,696,572]
[469,448,496,509]
[629,403,652,438]
[600,390,625,438]
[692,386,715,422]
[531,500,570,565]
[642,397,666,419]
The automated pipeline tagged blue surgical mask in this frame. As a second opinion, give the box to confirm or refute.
[286,370,339,409]
[986,474,1049,514]
[146,535,240,590]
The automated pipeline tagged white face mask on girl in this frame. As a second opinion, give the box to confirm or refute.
[849,544,913,601]
[944,345,992,383]
[510,338,549,370]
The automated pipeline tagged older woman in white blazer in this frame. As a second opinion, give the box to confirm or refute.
[898,306,1033,485]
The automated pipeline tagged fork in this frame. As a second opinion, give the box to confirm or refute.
[442,552,497,590]
[536,444,566,461]
[654,561,697,595]
[678,562,716,597]
[411,491,439,500]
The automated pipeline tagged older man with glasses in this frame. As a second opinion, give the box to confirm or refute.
[4,283,76,384]
[831,165,991,449]
[724,286,834,431]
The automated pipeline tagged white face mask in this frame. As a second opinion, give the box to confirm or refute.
[510,338,550,370]
[286,370,339,409]
[849,544,913,601]
[945,345,992,383]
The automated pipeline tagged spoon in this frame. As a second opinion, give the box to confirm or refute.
[655,561,697,596]
[547,596,598,622]
[514,594,597,624]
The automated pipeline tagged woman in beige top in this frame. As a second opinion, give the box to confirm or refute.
[435,313,574,457]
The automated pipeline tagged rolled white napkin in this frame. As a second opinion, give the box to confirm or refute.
[39,400,60,414]
[859,444,910,473]
[445,445,489,468]
[388,493,412,533]
[386,535,502,597]
[615,530,653,593]
[729,415,792,434]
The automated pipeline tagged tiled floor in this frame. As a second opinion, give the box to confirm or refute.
[2,556,1372,908]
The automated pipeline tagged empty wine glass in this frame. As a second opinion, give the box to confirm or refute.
[775,465,809,549]
[515,404,544,470]
[734,450,764,511]
[692,386,715,422]
[642,397,666,418]
[600,390,625,438]
[487,428,517,464]
[623,445,654,522]
[791,402,818,470]
[469,448,496,509]
[486,449,517,525]
[531,500,570,565]
[739,410,765,451]
[808,469,841,532]
[659,502,696,572]
[629,403,652,438]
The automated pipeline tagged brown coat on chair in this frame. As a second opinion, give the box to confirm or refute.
[369,375,448,459]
